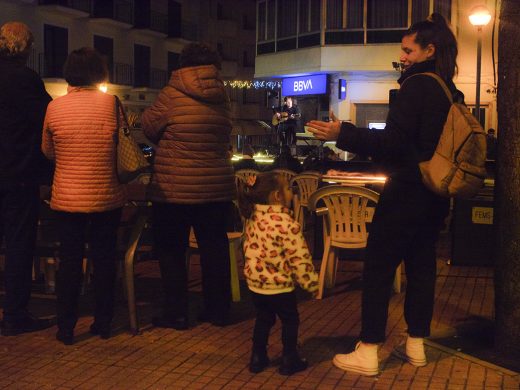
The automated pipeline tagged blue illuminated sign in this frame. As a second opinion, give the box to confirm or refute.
[338,79,346,100]
[282,74,327,96]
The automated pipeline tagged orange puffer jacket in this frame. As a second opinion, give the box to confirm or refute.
[142,64,235,204]
[42,88,126,212]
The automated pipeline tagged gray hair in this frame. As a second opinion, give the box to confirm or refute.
[0,22,34,60]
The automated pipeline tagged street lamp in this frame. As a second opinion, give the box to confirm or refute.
[469,5,491,124]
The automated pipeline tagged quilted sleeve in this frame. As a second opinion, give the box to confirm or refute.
[142,87,170,144]
[41,111,55,160]
[283,218,319,293]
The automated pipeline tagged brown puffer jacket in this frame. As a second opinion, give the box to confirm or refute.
[142,64,235,204]
[42,88,126,212]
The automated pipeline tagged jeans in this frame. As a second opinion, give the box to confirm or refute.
[0,183,39,321]
[250,291,300,355]
[55,208,122,331]
[152,202,232,319]
[360,179,449,343]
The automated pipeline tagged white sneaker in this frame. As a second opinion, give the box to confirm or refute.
[332,342,379,376]
[392,337,427,367]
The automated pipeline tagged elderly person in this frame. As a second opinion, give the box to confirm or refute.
[0,22,53,336]
[142,42,235,329]
[42,48,126,345]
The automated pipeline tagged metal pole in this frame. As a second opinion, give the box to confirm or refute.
[475,26,482,124]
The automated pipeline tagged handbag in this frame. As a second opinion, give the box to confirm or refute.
[115,96,150,183]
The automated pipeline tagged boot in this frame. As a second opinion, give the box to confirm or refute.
[279,351,308,376]
[332,341,379,376]
[249,350,270,373]
[392,336,427,367]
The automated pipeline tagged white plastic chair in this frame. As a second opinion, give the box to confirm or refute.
[235,169,260,186]
[186,228,242,303]
[272,168,297,184]
[308,185,401,299]
[289,173,321,228]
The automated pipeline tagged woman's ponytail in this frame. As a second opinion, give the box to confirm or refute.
[406,12,458,81]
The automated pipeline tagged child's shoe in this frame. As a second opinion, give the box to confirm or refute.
[279,352,308,375]
[332,341,379,376]
[249,351,270,373]
[392,336,427,367]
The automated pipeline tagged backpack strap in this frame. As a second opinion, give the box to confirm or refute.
[403,72,453,104]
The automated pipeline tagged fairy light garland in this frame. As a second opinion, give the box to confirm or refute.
[223,80,281,89]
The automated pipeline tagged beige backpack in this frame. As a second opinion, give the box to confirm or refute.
[409,72,487,199]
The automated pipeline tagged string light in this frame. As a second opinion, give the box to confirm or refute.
[223,80,281,89]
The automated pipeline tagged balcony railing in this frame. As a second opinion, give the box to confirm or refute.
[114,63,133,86]
[38,0,92,13]
[93,0,133,25]
[149,10,168,34]
[181,21,199,41]
[150,68,168,89]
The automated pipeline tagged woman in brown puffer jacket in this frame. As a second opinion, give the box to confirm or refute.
[42,48,126,345]
[142,43,235,329]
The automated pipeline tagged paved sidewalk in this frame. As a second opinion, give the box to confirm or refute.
[1,252,519,389]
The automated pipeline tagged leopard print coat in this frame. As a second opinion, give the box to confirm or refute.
[243,204,319,295]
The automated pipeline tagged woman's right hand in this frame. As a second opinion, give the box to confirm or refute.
[306,110,342,141]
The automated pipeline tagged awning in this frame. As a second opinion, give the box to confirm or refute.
[231,120,273,136]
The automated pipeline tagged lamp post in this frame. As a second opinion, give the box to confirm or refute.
[469,5,491,125]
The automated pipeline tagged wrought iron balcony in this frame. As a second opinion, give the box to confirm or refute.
[38,0,91,14]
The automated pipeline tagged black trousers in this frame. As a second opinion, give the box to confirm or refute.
[250,291,300,355]
[55,208,122,331]
[152,202,232,319]
[360,179,449,343]
[0,183,39,322]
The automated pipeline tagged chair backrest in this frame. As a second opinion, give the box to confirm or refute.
[272,168,297,183]
[308,185,379,248]
[235,169,260,185]
[290,173,321,207]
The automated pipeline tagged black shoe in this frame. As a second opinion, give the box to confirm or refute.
[249,351,270,373]
[89,323,111,339]
[56,329,74,345]
[152,316,189,330]
[1,315,53,336]
[211,313,230,327]
[279,353,308,376]
[197,310,230,327]
[197,310,212,323]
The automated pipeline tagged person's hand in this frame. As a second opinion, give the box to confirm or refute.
[306,110,341,141]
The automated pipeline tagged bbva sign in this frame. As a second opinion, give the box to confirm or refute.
[281,74,327,96]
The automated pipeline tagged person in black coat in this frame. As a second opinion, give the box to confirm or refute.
[0,22,53,336]
[307,13,459,375]
[234,144,259,171]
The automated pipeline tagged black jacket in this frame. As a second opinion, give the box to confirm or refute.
[337,60,461,182]
[0,57,52,185]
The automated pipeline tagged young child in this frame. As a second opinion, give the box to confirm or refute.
[237,172,319,375]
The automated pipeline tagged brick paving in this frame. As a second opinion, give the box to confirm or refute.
[1,233,519,389]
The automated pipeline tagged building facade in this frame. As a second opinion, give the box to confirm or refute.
[0,0,265,144]
[255,0,499,138]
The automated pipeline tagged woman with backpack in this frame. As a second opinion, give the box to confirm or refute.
[307,13,461,375]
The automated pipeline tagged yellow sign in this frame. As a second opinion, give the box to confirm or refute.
[472,207,493,225]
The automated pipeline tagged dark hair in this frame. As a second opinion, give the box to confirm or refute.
[237,172,284,219]
[179,42,221,70]
[242,144,255,157]
[405,13,458,80]
[63,47,108,86]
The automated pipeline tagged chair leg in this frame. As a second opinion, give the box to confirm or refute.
[81,257,91,296]
[229,239,241,302]
[393,262,402,293]
[43,257,56,294]
[326,247,339,288]
[124,213,148,335]
[317,240,331,299]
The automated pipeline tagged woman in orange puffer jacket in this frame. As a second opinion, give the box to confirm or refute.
[42,48,126,345]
